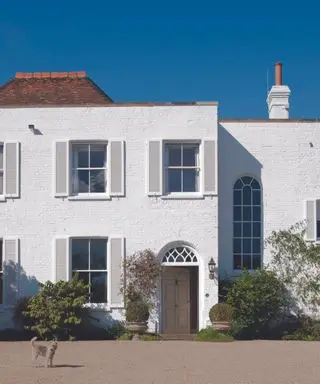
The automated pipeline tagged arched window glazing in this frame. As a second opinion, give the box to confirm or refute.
[233,176,262,270]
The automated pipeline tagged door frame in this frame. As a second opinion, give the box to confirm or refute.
[160,265,199,334]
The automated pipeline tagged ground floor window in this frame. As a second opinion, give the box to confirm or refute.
[71,238,108,303]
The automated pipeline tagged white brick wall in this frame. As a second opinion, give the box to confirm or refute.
[0,105,218,330]
[219,121,320,279]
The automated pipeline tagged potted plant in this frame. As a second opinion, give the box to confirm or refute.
[120,249,162,340]
[209,303,233,331]
[124,284,150,339]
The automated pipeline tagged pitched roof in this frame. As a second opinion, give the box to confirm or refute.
[0,72,113,106]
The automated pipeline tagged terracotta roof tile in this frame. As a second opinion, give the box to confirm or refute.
[0,72,113,106]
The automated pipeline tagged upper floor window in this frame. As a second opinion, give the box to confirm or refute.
[233,176,262,270]
[164,143,200,194]
[71,238,108,303]
[55,140,124,199]
[71,143,107,195]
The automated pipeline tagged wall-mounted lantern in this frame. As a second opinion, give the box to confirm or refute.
[208,257,216,280]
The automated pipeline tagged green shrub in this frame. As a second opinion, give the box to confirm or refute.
[227,269,289,339]
[140,333,161,341]
[209,303,233,322]
[219,279,234,302]
[106,321,126,339]
[195,327,234,342]
[282,333,318,341]
[125,300,149,323]
[13,296,35,329]
[280,316,320,341]
[23,274,89,340]
[118,332,132,340]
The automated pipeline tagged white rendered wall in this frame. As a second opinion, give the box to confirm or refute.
[0,105,218,330]
[218,121,320,279]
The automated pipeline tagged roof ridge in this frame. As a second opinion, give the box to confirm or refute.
[15,72,86,79]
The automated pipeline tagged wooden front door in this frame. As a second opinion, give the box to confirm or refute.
[162,268,190,334]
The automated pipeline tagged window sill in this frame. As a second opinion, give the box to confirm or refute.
[0,195,6,202]
[161,193,204,200]
[68,194,111,201]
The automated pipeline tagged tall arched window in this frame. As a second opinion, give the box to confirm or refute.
[233,176,262,270]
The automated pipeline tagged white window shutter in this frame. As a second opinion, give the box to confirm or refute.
[5,142,20,198]
[3,238,19,307]
[54,141,69,197]
[109,140,125,196]
[109,237,125,307]
[305,200,317,241]
[54,237,69,282]
[147,140,162,195]
[203,139,217,195]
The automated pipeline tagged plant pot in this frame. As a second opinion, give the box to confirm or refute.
[126,322,148,340]
[212,321,231,332]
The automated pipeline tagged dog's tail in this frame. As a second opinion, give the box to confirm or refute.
[30,336,37,346]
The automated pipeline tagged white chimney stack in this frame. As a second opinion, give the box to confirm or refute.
[267,62,291,119]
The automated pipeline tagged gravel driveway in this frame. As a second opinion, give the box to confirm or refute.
[1,340,320,384]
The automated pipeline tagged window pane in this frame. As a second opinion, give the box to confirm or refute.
[233,222,241,237]
[253,254,261,269]
[243,223,252,237]
[90,170,105,193]
[233,239,241,253]
[242,254,252,269]
[243,239,251,253]
[253,222,261,238]
[72,239,89,270]
[78,170,90,193]
[233,190,241,205]
[167,169,181,192]
[0,146,3,169]
[243,207,251,221]
[0,172,3,195]
[73,272,90,300]
[253,239,261,253]
[253,207,261,221]
[234,179,243,189]
[90,239,107,270]
[242,186,251,205]
[252,190,261,205]
[0,273,2,304]
[73,271,89,287]
[91,272,107,303]
[241,176,253,186]
[251,179,260,190]
[90,145,106,168]
[183,145,198,166]
[233,255,242,269]
[317,221,320,239]
[233,206,242,221]
[167,145,181,166]
[182,169,198,192]
[74,145,89,168]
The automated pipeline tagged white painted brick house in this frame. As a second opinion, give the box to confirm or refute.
[0,64,318,333]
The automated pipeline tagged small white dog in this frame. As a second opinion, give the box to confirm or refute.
[31,336,58,368]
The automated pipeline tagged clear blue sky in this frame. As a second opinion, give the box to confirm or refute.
[0,0,319,118]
